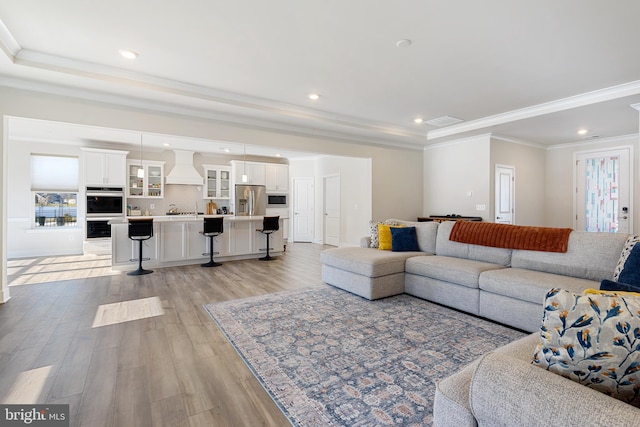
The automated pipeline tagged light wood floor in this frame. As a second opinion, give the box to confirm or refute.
[1,243,330,427]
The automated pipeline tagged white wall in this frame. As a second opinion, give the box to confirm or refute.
[545,134,640,230]
[7,140,85,257]
[424,134,491,220]
[490,138,546,226]
[315,156,372,246]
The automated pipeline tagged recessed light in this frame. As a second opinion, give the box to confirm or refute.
[396,39,412,48]
[414,118,424,124]
[162,143,171,147]
[578,129,588,135]
[119,49,139,60]
[308,93,320,101]
[275,154,281,157]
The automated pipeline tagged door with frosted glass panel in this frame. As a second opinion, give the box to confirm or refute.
[575,148,632,233]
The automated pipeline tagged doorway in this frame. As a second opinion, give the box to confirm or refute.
[575,147,633,233]
[323,175,340,246]
[495,165,515,224]
[292,177,314,242]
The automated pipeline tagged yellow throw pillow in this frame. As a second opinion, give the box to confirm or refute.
[583,288,640,297]
[378,224,405,250]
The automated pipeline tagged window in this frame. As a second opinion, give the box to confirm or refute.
[31,155,79,228]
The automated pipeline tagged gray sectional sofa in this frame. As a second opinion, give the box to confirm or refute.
[321,219,628,332]
[321,219,640,425]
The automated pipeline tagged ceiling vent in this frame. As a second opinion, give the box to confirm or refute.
[426,116,464,127]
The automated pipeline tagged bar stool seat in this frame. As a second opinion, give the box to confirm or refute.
[128,218,154,276]
[201,217,224,267]
[256,216,280,261]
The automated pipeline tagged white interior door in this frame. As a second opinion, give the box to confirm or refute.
[576,147,632,233]
[323,175,340,246]
[292,177,314,242]
[495,165,515,224]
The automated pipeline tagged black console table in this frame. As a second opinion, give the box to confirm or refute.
[417,215,483,223]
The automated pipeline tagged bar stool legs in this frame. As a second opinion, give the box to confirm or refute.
[202,233,222,267]
[128,238,153,275]
[259,232,274,261]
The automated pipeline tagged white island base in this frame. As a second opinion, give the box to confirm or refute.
[110,216,284,271]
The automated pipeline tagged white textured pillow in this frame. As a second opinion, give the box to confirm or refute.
[368,219,401,249]
[614,235,640,281]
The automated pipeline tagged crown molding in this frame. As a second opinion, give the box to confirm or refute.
[546,133,639,151]
[0,18,20,60]
[12,49,426,143]
[0,76,426,152]
[427,80,640,141]
[423,133,492,150]
[490,135,546,150]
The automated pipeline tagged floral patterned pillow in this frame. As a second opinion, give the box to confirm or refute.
[533,288,640,406]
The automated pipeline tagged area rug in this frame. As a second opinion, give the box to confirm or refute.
[203,287,526,426]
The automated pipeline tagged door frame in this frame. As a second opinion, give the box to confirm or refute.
[573,145,634,233]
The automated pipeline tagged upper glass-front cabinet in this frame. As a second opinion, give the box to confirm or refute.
[203,165,231,199]
[127,160,165,198]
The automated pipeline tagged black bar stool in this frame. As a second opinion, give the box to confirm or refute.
[256,216,280,261]
[201,217,224,267]
[127,218,154,276]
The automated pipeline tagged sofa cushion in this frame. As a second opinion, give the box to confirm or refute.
[470,352,640,426]
[613,234,640,281]
[320,247,422,278]
[436,221,512,266]
[479,268,598,305]
[511,231,628,281]
[533,288,640,406]
[406,255,506,289]
[391,226,420,252]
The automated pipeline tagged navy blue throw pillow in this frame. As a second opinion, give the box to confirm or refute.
[617,244,640,287]
[391,226,420,252]
[600,279,640,293]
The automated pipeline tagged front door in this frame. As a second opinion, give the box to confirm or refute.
[495,165,515,224]
[323,175,340,246]
[576,147,632,233]
[293,177,314,242]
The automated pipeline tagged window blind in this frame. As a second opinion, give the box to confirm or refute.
[31,155,79,191]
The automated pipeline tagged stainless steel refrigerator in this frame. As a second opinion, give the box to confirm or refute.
[235,184,266,216]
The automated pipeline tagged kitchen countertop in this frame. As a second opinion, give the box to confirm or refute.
[109,215,275,224]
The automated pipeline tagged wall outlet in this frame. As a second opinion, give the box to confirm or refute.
[475,204,486,211]
[150,204,155,209]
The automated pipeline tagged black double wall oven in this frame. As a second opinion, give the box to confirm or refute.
[86,186,125,239]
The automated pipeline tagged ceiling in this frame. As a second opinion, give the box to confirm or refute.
[1,0,639,156]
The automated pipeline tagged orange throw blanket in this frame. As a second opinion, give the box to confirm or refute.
[449,221,572,253]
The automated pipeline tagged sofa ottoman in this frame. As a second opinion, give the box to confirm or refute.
[321,247,425,300]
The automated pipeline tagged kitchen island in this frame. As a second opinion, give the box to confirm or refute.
[110,215,284,270]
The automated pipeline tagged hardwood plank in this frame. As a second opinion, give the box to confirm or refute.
[2,242,329,426]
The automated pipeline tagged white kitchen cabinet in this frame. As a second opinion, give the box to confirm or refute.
[253,226,283,255]
[230,160,266,186]
[112,221,158,265]
[127,160,165,198]
[160,222,186,261]
[82,148,128,186]
[266,164,289,193]
[203,165,231,199]
[230,220,254,254]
